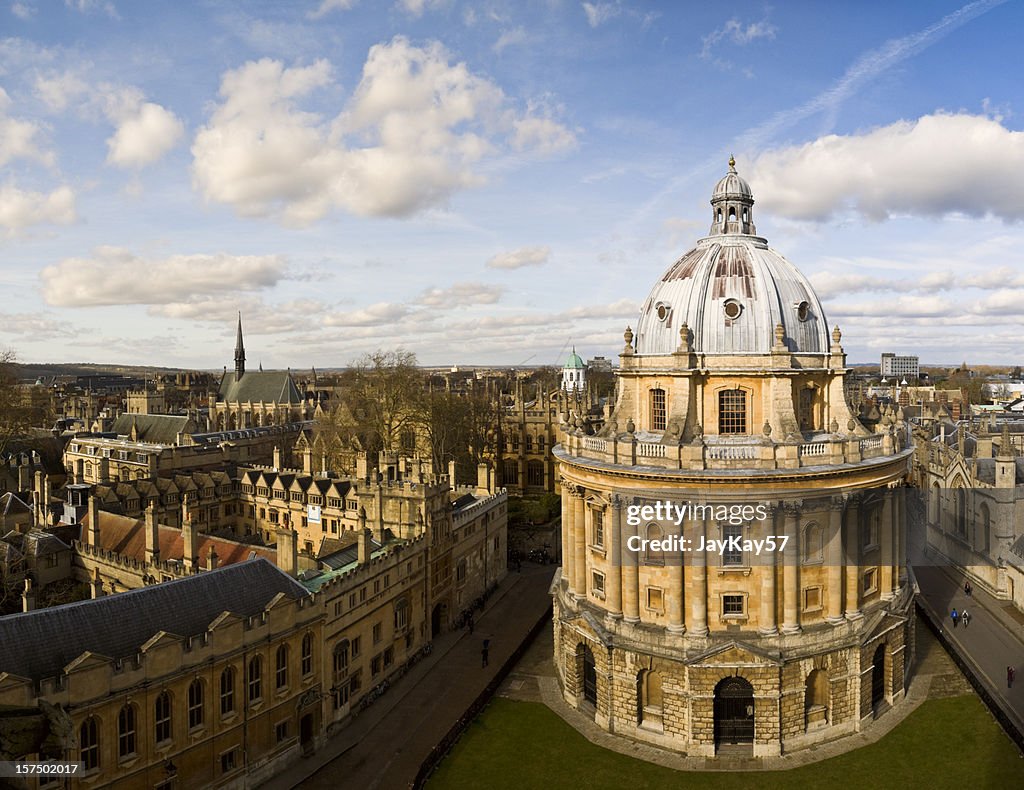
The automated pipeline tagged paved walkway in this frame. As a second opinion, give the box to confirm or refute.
[498,610,977,771]
[914,562,1024,738]
[260,563,556,790]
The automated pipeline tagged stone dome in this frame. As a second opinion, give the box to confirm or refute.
[634,160,830,356]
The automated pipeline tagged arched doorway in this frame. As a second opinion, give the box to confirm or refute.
[431,603,447,637]
[580,645,597,706]
[871,644,886,712]
[714,676,754,750]
[805,669,829,730]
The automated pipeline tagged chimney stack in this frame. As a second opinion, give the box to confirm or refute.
[276,528,298,576]
[208,545,219,571]
[357,528,372,565]
[182,501,198,572]
[273,445,282,470]
[145,503,160,564]
[87,490,101,546]
[90,567,104,598]
[22,578,35,612]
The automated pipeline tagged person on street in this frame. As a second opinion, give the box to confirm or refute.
[1008,666,1015,689]
[961,609,970,628]
[951,608,959,628]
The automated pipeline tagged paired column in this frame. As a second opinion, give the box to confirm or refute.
[759,507,778,635]
[622,500,640,622]
[781,503,801,634]
[826,497,845,624]
[897,484,907,585]
[573,488,586,597]
[880,489,894,600]
[561,485,573,593]
[689,517,708,636]
[607,496,623,618]
[667,518,684,634]
[845,497,863,620]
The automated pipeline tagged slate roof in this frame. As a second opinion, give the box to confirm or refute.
[319,535,382,570]
[0,492,31,517]
[217,371,302,405]
[0,559,309,682]
[110,414,195,445]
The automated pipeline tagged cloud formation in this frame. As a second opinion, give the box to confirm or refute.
[749,113,1024,222]
[101,88,185,168]
[416,282,503,306]
[582,2,619,28]
[700,16,777,60]
[0,183,76,233]
[308,0,357,19]
[0,88,51,166]
[191,39,575,224]
[40,248,287,306]
[486,245,550,270]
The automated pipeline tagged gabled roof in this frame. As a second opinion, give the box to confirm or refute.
[218,371,302,405]
[111,414,195,445]
[0,559,309,682]
[0,492,31,517]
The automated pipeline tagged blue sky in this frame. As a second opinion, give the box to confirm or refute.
[1,0,1022,369]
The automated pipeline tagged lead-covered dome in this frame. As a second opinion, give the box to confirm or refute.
[634,159,829,356]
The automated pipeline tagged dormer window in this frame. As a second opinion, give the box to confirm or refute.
[723,299,742,320]
[655,302,670,322]
[796,301,810,322]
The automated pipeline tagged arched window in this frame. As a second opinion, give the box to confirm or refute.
[980,502,991,553]
[718,389,747,434]
[728,206,736,220]
[645,524,664,565]
[248,656,262,703]
[333,640,350,681]
[118,704,136,759]
[805,669,830,729]
[803,523,823,564]
[275,644,289,690]
[502,460,519,486]
[80,716,99,771]
[302,633,314,677]
[638,669,664,726]
[955,484,967,538]
[527,460,545,488]
[187,679,204,730]
[154,691,172,743]
[220,666,235,716]
[649,388,666,431]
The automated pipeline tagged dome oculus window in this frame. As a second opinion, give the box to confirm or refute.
[796,301,810,322]
[723,299,742,319]
[655,302,670,322]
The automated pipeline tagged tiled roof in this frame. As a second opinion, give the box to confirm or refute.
[110,414,195,445]
[217,371,302,405]
[0,559,309,682]
[83,511,276,567]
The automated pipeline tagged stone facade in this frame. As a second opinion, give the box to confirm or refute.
[553,161,915,758]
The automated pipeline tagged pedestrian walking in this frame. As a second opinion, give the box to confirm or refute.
[481,639,490,668]
[1008,666,1015,689]
[961,609,970,628]
[951,607,959,628]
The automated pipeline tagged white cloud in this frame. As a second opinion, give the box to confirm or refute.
[397,0,446,17]
[0,312,74,339]
[0,88,51,166]
[582,2,620,28]
[105,98,185,168]
[0,183,75,233]
[11,3,34,20]
[493,27,527,54]
[749,113,1024,223]
[416,282,503,306]
[308,0,357,19]
[486,245,550,270]
[970,288,1024,315]
[962,266,1024,289]
[827,294,954,319]
[64,0,118,18]
[34,71,89,111]
[192,39,575,224]
[40,248,287,306]
[323,302,411,327]
[700,17,776,59]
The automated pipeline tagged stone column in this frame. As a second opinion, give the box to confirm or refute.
[845,497,862,620]
[667,518,684,634]
[561,485,573,593]
[897,484,907,586]
[826,497,845,624]
[759,507,778,635]
[622,498,640,623]
[573,488,586,598]
[689,516,709,636]
[880,489,894,600]
[607,496,623,618]
[782,503,801,634]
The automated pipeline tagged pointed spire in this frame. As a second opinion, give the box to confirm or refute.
[234,312,246,379]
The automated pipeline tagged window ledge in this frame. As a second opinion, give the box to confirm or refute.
[588,544,606,557]
[717,566,751,576]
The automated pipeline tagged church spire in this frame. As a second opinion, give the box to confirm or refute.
[234,313,246,379]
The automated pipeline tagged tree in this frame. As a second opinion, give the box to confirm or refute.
[0,350,41,459]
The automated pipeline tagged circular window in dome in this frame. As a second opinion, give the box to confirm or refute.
[796,301,810,322]
[723,299,742,319]
[655,302,670,322]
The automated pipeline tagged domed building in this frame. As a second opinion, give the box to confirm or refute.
[553,159,914,757]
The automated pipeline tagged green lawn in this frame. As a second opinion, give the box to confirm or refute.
[429,696,1023,790]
